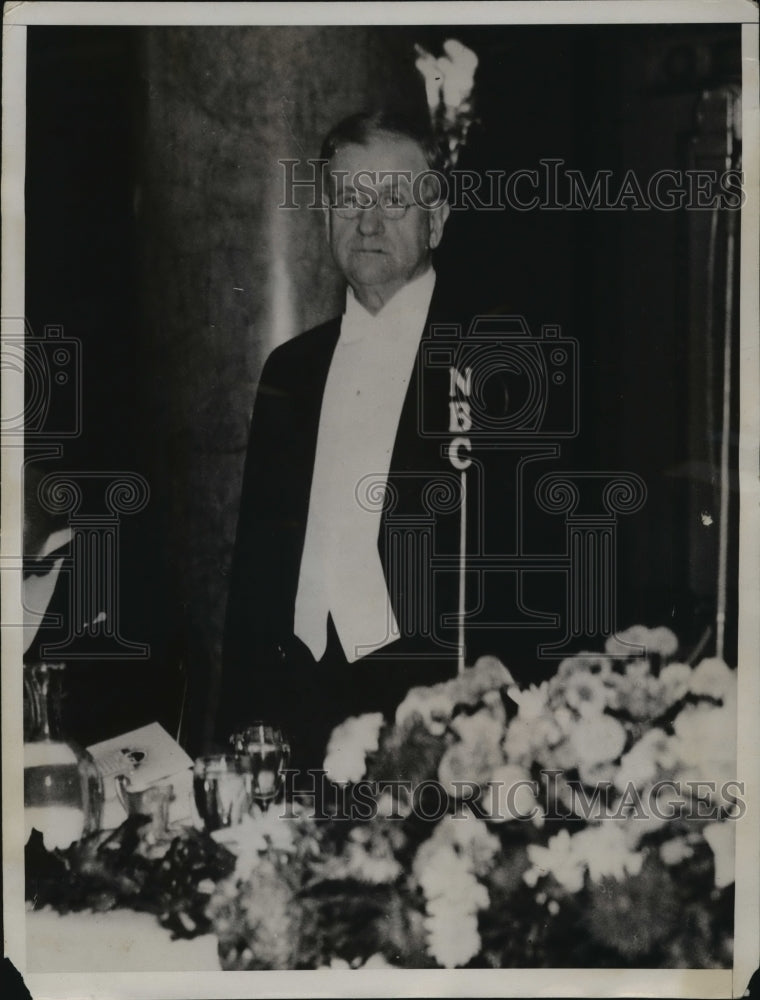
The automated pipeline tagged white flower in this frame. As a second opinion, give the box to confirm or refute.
[323,712,384,784]
[569,714,627,767]
[658,662,692,705]
[649,626,680,658]
[605,627,648,657]
[614,728,673,791]
[570,823,644,883]
[427,869,489,913]
[621,809,669,851]
[482,687,507,713]
[689,658,736,702]
[413,816,494,967]
[659,837,694,866]
[396,658,512,735]
[395,687,453,735]
[359,953,396,968]
[523,867,540,888]
[425,908,482,968]
[510,682,549,719]
[418,811,499,879]
[480,764,540,823]
[702,822,735,888]
[503,711,564,767]
[577,759,618,789]
[556,653,612,680]
[606,625,678,659]
[564,670,609,717]
[553,706,575,738]
[641,782,691,831]
[445,807,499,849]
[415,39,478,117]
[625,658,651,681]
[212,807,297,880]
[525,829,585,893]
[323,957,350,970]
[375,789,412,819]
[439,39,479,110]
[466,655,515,696]
[342,839,402,885]
[451,705,505,746]
[414,45,444,112]
[619,662,664,721]
[673,702,735,771]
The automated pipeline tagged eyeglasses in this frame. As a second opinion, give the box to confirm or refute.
[331,191,413,220]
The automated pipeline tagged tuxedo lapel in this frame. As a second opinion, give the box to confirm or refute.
[284,320,342,537]
[229,317,341,644]
[379,285,468,648]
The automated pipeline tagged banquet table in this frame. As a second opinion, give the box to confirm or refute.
[20,648,740,976]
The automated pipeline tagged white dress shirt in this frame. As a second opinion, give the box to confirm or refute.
[294,268,436,663]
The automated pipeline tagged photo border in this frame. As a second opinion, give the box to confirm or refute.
[3,2,758,997]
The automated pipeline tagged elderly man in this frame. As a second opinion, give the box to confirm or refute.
[218,111,478,770]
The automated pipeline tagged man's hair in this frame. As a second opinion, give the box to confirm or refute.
[319,110,445,174]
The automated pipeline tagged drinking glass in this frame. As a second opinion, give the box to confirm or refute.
[115,775,176,852]
[229,723,291,811]
[193,754,252,832]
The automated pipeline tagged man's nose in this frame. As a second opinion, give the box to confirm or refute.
[357,202,384,235]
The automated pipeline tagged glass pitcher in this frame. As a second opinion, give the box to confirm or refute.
[23,662,103,851]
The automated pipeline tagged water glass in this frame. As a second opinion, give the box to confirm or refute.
[193,754,252,832]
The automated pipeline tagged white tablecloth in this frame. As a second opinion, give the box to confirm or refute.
[26,907,220,973]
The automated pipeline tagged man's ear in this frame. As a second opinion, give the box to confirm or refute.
[428,200,450,251]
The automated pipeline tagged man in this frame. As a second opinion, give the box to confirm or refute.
[218,110,485,770]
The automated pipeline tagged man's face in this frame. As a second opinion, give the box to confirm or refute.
[324,134,449,307]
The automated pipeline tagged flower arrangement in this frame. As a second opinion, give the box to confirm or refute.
[414,38,479,170]
[205,626,737,969]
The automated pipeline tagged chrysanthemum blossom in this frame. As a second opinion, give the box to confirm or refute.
[480,764,540,823]
[605,624,678,659]
[658,661,692,705]
[525,829,585,894]
[569,713,627,767]
[570,823,644,883]
[689,658,736,702]
[323,712,384,785]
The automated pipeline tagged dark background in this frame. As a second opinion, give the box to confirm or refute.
[24,24,741,753]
